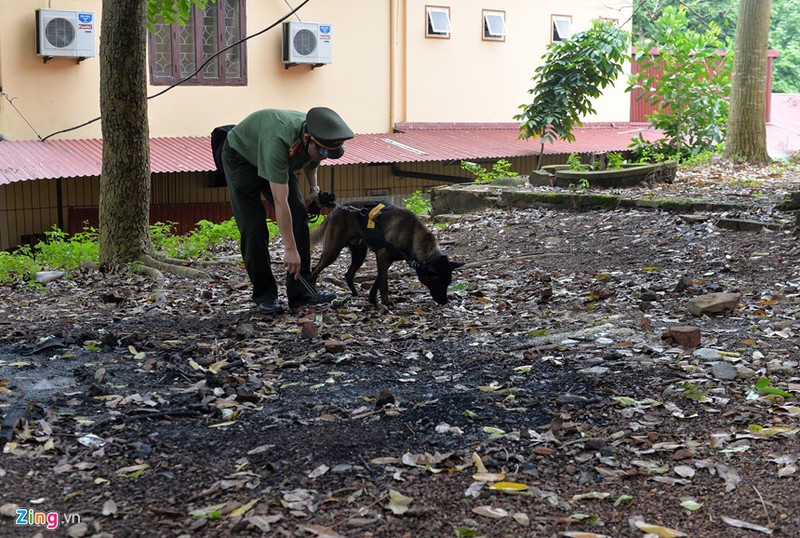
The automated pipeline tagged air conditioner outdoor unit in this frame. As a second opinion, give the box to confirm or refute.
[35,8,96,61]
[282,22,332,67]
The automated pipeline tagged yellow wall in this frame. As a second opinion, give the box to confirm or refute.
[0,1,630,142]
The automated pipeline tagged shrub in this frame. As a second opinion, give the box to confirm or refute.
[35,226,99,271]
[516,20,629,168]
[403,190,432,215]
[628,6,732,160]
[0,246,40,284]
[151,219,240,259]
[461,159,516,183]
[607,152,624,170]
[567,153,589,171]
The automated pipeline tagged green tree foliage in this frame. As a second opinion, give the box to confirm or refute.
[628,7,733,160]
[633,0,799,93]
[147,0,213,25]
[515,21,629,167]
[633,0,739,39]
[769,0,800,93]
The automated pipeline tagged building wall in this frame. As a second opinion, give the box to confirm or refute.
[0,1,632,142]
[400,0,632,125]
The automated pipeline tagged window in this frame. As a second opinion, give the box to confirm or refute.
[482,10,506,41]
[551,15,572,42]
[426,6,451,38]
[149,0,246,86]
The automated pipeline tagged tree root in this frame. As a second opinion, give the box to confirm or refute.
[132,254,210,306]
[134,260,166,304]
[139,254,210,279]
[151,253,238,267]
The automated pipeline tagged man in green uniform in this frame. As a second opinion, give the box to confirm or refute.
[222,107,354,314]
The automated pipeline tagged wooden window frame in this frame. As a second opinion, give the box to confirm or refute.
[551,14,572,43]
[482,9,506,42]
[148,0,247,86]
[425,5,451,39]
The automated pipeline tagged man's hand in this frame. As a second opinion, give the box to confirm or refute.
[284,247,301,279]
[269,181,301,279]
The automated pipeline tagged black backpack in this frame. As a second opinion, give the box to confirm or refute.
[210,124,235,187]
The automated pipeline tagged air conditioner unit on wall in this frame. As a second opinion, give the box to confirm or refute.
[282,22,332,68]
[35,9,96,62]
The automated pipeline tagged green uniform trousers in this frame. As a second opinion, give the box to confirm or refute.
[222,139,312,305]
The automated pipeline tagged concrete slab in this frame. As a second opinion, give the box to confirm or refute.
[767,93,800,159]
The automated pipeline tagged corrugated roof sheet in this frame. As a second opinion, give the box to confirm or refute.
[0,124,663,185]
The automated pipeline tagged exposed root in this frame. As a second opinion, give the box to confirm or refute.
[151,253,193,266]
[139,254,210,279]
[133,261,166,304]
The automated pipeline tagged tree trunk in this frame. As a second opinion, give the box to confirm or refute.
[725,0,771,164]
[99,0,152,268]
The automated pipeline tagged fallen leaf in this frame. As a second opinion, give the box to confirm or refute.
[513,512,530,526]
[387,490,413,515]
[717,463,741,491]
[571,492,611,502]
[472,472,505,482]
[488,481,529,493]
[471,505,509,519]
[308,464,329,479]
[472,452,488,474]
[673,465,695,478]
[634,521,687,537]
[230,498,258,518]
[101,499,117,516]
[720,516,773,535]
[778,465,797,478]
[680,499,703,511]
[115,463,149,476]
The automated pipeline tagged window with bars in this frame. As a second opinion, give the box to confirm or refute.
[148,0,246,86]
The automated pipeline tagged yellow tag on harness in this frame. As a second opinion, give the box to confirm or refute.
[367,203,385,229]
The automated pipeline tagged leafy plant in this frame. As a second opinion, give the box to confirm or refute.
[515,20,629,168]
[607,152,624,170]
[628,6,732,161]
[35,226,99,271]
[403,190,432,216]
[0,246,40,284]
[150,219,240,259]
[460,159,516,184]
[567,153,588,171]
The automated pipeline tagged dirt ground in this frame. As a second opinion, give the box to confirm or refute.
[1,161,800,538]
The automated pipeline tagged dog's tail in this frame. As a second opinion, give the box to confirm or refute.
[309,215,329,247]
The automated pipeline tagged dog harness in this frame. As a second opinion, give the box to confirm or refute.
[356,202,391,252]
[354,202,443,269]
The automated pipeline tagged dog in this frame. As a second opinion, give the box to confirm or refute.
[310,202,463,305]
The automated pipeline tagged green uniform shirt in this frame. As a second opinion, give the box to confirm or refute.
[227,109,315,184]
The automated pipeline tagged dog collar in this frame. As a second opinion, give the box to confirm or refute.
[410,251,444,269]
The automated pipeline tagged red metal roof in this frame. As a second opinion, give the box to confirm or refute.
[0,124,663,185]
[336,123,660,166]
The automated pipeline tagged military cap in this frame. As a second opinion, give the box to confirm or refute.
[306,107,354,159]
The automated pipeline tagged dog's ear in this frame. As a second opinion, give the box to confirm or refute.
[449,261,465,270]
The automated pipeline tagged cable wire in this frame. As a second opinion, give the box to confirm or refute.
[2,90,43,140]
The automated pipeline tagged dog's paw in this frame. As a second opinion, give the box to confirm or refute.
[375,303,392,315]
